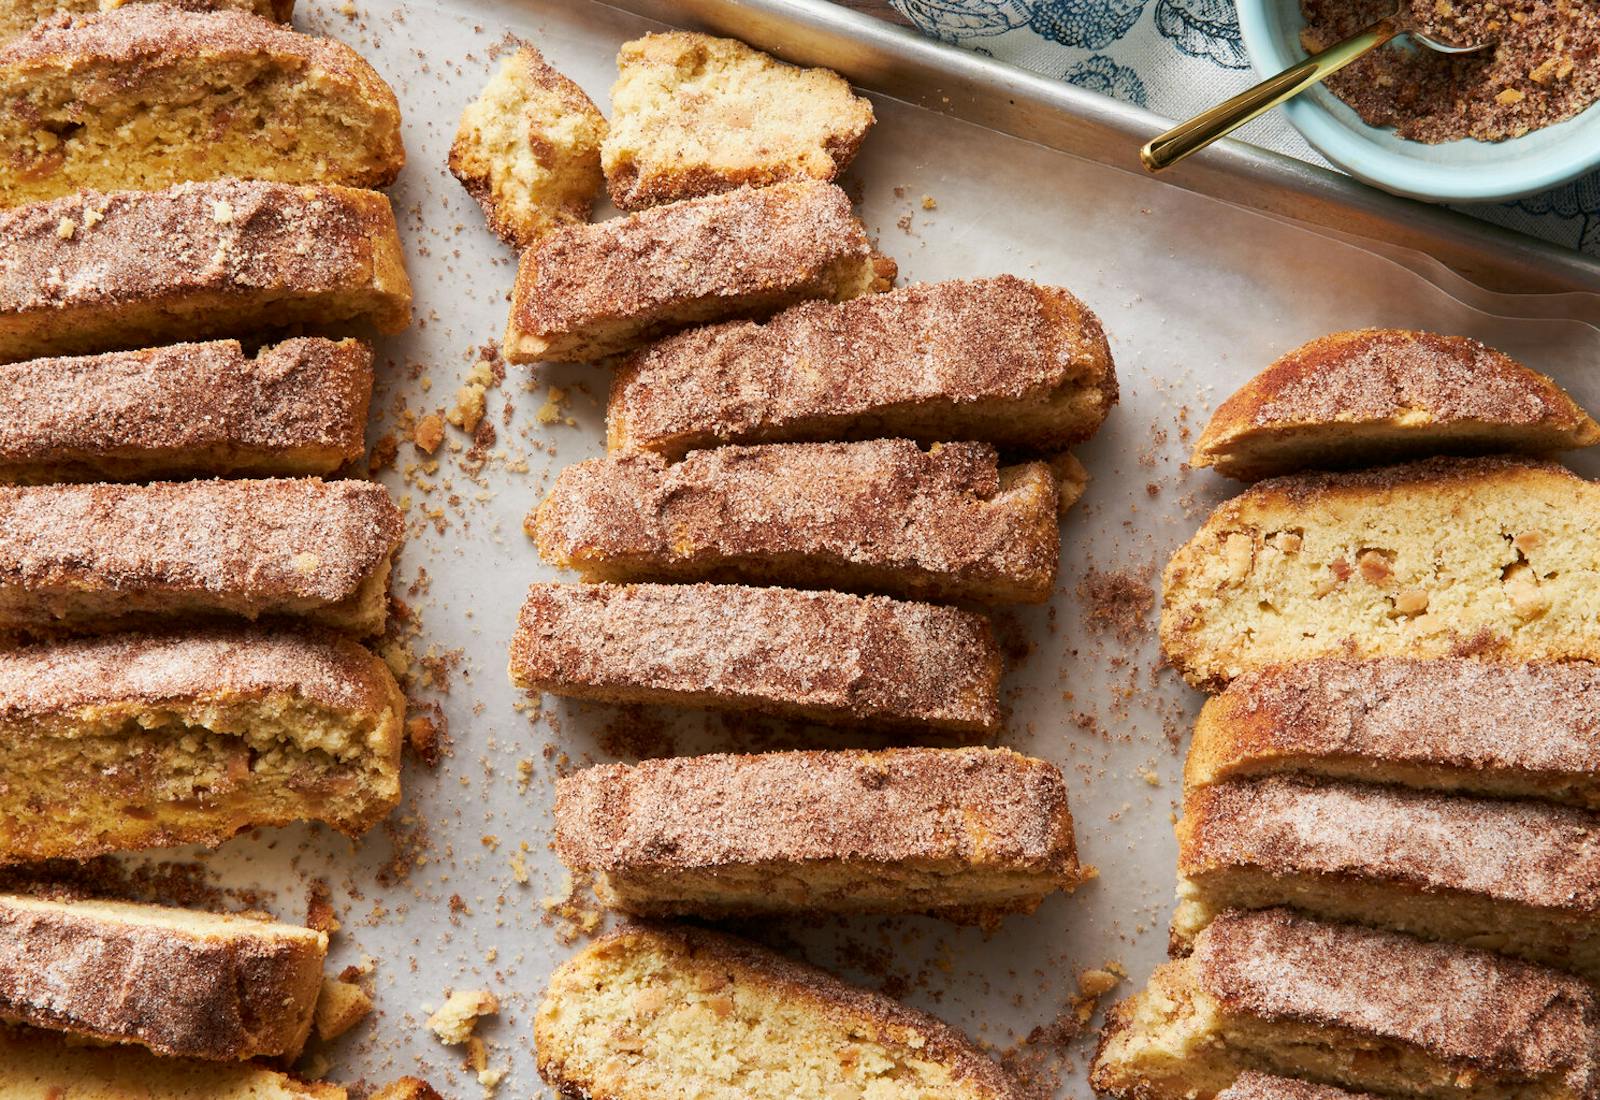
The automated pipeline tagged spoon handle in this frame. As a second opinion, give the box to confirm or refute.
[1140,16,1402,172]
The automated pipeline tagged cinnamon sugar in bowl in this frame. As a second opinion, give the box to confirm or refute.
[1237,0,1600,202]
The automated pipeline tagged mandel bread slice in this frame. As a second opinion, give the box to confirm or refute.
[554,747,1082,924]
[1160,455,1600,690]
[509,581,1003,738]
[536,924,1023,1100]
[503,178,894,363]
[1171,774,1600,980]
[1186,657,1600,809]
[0,1023,346,1099]
[602,31,874,209]
[449,42,606,249]
[0,477,404,637]
[0,179,412,364]
[607,275,1117,459]
[1191,329,1600,481]
[0,338,372,483]
[0,5,403,206]
[1091,907,1600,1100]
[0,893,326,1060]
[0,626,403,864]
[529,439,1061,604]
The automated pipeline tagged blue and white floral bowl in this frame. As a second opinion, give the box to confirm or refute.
[1236,0,1600,203]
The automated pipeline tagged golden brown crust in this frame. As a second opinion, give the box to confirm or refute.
[0,893,326,1061]
[0,1022,345,1097]
[554,748,1080,921]
[1159,456,1600,690]
[508,581,1002,737]
[1198,909,1600,1096]
[536,924,1022,1100]
[607,276,1117,459]
[602,32,874,210]
[0,338,371,483]
[0,6,402,204]
[530,439,1060,604]
[504,179,894,363]
[448,43,606,249]
[1179,775,1600,918]
[0,625,404,862]
[1188,658,1600,807]
[0,180,412,363]
[1193,330,1600,480]
[0,477,403,637]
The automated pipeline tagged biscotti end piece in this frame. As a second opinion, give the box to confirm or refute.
[555,748,1080,924]
[0,1024,344,1098]
[1217,1073,1384,1100]
[603,31,874,210]
[529,439,1061,604]
[1187,658,1600,808]
[0,626,403,863]
[449,44,606,249]
[1192,329,1600,480]
[0,6,402,205]
[0,338,372,483]
[504,179,894,364]
[1159,456,1600,691]
[0,180,412,364]
[0,477,404,637]
[1172,775,1600,980]
[536,925,1020,1100]
[508,582,1002,737]
[606,275,1117,459]
[0,893,325,1060]
[1092,907,1600,1100]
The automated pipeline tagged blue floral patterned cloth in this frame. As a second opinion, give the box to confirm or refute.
[890,0,1600,257]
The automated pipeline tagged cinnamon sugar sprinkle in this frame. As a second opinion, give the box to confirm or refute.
[1302,0,1600,142]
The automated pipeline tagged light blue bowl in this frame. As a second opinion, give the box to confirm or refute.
[1235,0,1600,203]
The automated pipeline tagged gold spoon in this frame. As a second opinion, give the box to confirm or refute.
[1140,9,1494,172]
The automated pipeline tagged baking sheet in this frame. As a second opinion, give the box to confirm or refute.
[89,0,1600,1094]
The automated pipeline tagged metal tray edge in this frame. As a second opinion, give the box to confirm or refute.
[598,0,1600,297]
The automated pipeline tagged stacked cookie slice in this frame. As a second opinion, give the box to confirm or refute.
[0,3,418,1094]
[1093,329,1600,1099]
[447,30,1117,1100]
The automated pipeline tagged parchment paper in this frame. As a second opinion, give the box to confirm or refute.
[117,0,1600,1094]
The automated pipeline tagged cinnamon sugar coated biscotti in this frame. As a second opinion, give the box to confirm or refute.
[536,924,1023,1100]
[0,179,412,363]
[0,6,403,205]
[503,179,894,363]
[0,626,403,863]
[1091,907,1600,1100]
[0,893,326,1060]
[449,43,606,248]
[1187,658,1600,808]
[1217,1073,1382,1100]
[0,1023,346,1098]
[0,338,372,483]
[1192,328,1600,480]
[555,748,1081,923]
[607,276,1117,458]
[1160,456,1600,690]
[0,0,291,41]
[602,32,874,209]
[0,478,403,636]
[509,582,1002,737]
[530,439,1060,603]
[1172,775,1600,979]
